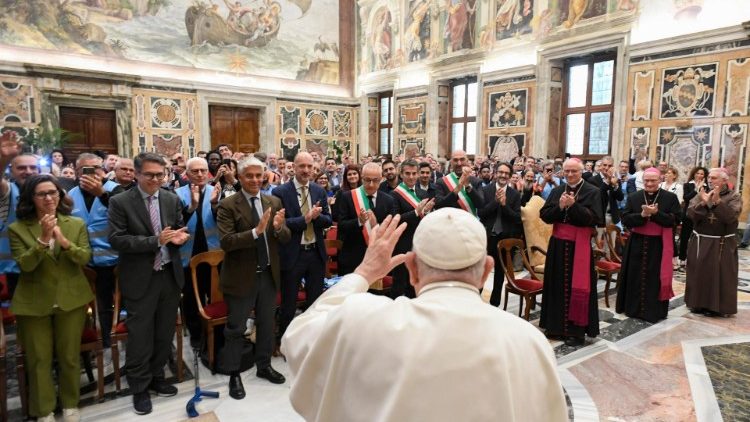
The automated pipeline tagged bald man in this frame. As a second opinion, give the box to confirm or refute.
[337,162,398,276]
[273,152,333,341]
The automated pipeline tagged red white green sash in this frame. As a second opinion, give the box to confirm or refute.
[393,182,420,209]
[351,185,374,244]
[443,173,476,215]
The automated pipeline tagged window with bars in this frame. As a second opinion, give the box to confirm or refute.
[561,54,616,159]
[449,78,478,155]
[378,92,394,155]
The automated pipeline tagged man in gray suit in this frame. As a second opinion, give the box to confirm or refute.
[108,153,190,415]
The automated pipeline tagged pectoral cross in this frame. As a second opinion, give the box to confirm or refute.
[707,213,717,224]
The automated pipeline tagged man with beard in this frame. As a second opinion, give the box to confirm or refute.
[685,168,742,317]
[379,159,400,194]
[539,158,603,346]
[616,168,681,322]
[479,165,493,187]
[390,159,435,298]
[416,161,437,199]
[478,162,521,306]
[434,150,484,215]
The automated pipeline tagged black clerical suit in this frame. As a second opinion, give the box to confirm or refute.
[478,184,522,306]
[337,190,398,276]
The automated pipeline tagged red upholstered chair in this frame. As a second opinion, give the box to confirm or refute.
[497,238,543,321]
[325,239,343,278]
[190,250,226,374]
[595,225,623,307]
[17,268,105,418]
[111,271,184,393]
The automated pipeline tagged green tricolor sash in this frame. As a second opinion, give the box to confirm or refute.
[351,185,374,244]
[443,173,476,215]
[393,182,420,209]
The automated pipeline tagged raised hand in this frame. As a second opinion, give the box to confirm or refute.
[354,214,408,283]
[190,184,200,210]
[698,185,710,205]
[80,174,105,197]
[0,131,22,159]
[210,182,221,203]
[273,208,285,230]
[169,227,191,245]
[306,201,322,223]
[559,192,574,209]
[358,208,369,225]
[52,225,71,250]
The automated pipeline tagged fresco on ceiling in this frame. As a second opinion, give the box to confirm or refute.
[360,0,639,76]
[0,0,340,84]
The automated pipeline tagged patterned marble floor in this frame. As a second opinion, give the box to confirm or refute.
[3,248,750,421]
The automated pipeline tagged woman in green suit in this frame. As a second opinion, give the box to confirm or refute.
[9,174,93,422]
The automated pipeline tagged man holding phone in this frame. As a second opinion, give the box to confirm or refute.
[272,152,332,345]
[69,153,120,347]
[537,160,561,200]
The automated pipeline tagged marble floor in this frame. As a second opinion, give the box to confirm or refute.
[3,249,750,422]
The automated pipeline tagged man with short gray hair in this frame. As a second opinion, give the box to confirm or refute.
[282,211,567,421]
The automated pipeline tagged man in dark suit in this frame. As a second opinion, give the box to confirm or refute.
[478,162,522,306]
[337,162,398,276]
[434,150,484,215]
[378,159,399,194]
[391,159,434,298]
[108,153,190,415]
[217,157,291,399]
[416,161,437,199]
[272,151,332,341]
[588,156,624,250]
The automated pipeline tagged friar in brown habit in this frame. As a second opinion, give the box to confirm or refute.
[684,167,741,317]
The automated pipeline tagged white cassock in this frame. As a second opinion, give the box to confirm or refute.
[282,274,568,422]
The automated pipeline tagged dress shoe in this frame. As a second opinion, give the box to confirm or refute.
[63,407,81,422]
[148,379,177,397]
[132,391,152,415]
[740,242,748,249]
[564,336,584,347]
[257,365,286,384]
[229,373,246,400]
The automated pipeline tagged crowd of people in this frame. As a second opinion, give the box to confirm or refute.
[0,129,743,421]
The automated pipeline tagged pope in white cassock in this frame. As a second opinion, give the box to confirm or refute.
[282,208,567,422]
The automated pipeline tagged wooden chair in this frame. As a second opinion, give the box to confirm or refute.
[595,226,623,307]
[368,276,393,296]
[0,314,6,422]
[111,272,184,393]
[521,196,553,278]
[497,238,544,320]
[190,250,226,374]
[324,239,343,278]
[17,268,105,418]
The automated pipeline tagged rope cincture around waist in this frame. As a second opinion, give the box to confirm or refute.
[692,231,735,259]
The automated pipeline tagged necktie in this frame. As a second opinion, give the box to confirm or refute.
[367,195,375,209]
[250,197,270,269]
[147,196,162,270]
[299,186,314,242]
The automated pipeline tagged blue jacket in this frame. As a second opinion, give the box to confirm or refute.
[0,182,20,274]
[69,180,119,267]
[176,184,221,267]
[272,180,332,266]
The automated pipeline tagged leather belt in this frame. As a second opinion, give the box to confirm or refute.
[300,243,316,251]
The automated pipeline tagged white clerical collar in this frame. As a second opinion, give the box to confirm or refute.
[418,281,480,297]
[567,180,582,189]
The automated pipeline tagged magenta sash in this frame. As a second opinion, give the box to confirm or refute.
[632,221,675,301]
[552,223,591,326]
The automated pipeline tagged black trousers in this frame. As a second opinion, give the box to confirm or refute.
[182,264,211,345]
[279,249,324,339]
[123,266,181,394]
[221,269,275,371]
[487,233,515,307]
[6,272,19,300]
[92,265,116,347]
[679,216,693,261]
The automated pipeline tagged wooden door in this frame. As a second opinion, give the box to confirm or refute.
[59,107,117,159]
[209,105,259,153]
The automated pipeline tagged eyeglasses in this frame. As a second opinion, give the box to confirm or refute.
[14,165,38,171]
[140,172,165,180]
[189,169,209,174]
[362,177,380,184]
[34,190,60,199]
[497,171,511,176]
